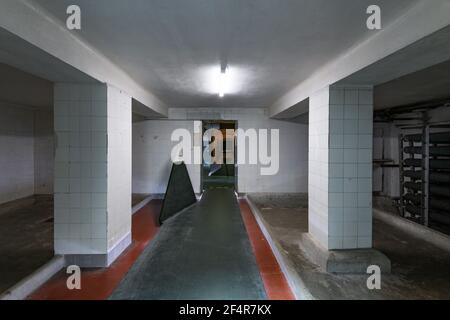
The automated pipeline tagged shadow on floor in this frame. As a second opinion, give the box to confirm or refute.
[0,195,54,294]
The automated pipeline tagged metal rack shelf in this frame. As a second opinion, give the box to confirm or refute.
[399,128,450,227]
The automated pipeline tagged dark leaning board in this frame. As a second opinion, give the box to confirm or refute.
[159,162,197,224]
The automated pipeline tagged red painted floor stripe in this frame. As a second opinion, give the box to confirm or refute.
[239,199,296,300]
[28,200,162,300]
[29,198,294,300]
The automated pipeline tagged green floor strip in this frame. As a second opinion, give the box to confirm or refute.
[111,189,266,300]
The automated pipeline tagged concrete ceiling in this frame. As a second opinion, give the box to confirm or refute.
[33,0,420,108]
[337,24,450,110]
[374,59,450,109]
[0,63,53,109]
[0,28,161,115]
[0,27,96,84]
[283,58,450,122]
[0,60,162,117]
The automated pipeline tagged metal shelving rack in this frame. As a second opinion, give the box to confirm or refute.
[399,128,450,228]
[375,101,450,232]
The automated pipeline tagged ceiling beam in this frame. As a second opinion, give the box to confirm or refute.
[270,0,450,118]
[0,0,168,117]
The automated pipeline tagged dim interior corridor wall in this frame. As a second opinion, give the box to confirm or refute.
[132,120,202,194]
[132,108,308,195]
[0,103,54,205]
[34,109,54,195]
[0,102,35,204]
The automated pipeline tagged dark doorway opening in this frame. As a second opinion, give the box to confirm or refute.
[201,120,237,191]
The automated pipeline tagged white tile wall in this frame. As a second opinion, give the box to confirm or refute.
[309,86,373,250]
[54,83,132,257]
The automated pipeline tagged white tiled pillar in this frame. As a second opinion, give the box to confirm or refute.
[53,83,132,267]
[309,86,373,250]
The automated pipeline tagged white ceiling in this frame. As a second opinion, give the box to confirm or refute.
[0,63,53,109]
[0,27,96,84]
[33,0,420,108]
[374,59,450,109]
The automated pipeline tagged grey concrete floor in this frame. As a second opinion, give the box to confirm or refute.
[0,195,54,294]
[111,189,266,300]
[0,193,150,295]
[249,193,450,300]
[374,195,450,236]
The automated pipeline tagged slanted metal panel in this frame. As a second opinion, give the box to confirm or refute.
[159,162,197,224]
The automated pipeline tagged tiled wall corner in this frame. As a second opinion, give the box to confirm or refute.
[106,85,132,251]
[309,87,331,249]
[309,86,374,250]
[54,83,109,255]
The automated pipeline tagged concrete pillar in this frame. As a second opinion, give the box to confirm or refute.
[53,83,132,267]
[309,85,373,250]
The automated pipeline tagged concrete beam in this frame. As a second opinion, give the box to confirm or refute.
[0,0,168,117]
[339,26,450,88]
[270,0,450,118]
[273,98,309,120]
[132,100,166,120]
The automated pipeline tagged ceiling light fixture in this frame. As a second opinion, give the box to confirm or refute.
[218,67,227,98]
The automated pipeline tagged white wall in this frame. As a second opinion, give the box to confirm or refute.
[34,109,54,195]
[0,102,35,204]
[133,120,201,194]
[132,107,308,195]
[0,106,54,205]
[0,64,54,201]
[308,88,330,249]
[238,117,308,193]
[107,86,132,251]
[373,122,401,198]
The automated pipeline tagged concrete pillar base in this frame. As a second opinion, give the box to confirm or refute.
[298,233,391,274]
[64,232,131,268]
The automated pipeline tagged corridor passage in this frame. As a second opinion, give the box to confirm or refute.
[111,189,267,300]
[3,0,450,305]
